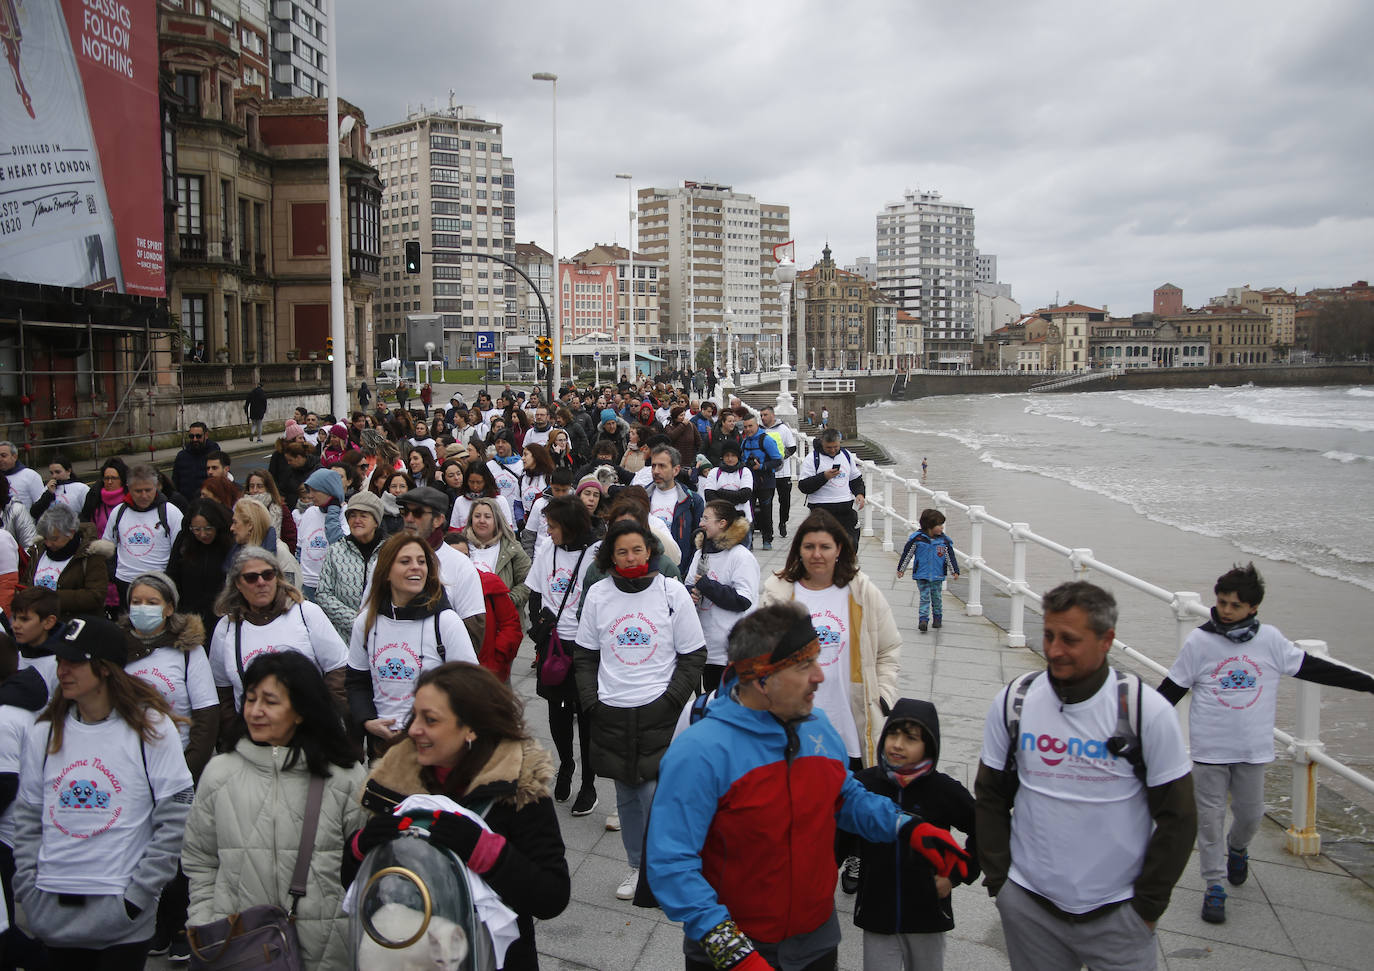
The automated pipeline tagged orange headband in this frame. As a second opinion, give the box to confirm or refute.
[732,637,820,682]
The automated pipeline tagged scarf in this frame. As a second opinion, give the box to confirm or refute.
[494,453,521,467]
[881,753,934,788]
[1200,607,1260,643]
[45,530,83,562]
[609,565,657,594]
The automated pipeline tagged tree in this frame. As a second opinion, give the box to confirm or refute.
[1310,300,1374,359]
[695,335,716,371]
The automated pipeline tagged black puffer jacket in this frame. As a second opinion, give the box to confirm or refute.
[852,698,980,934]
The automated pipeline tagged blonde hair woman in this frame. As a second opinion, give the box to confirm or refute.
[229,498,300,588]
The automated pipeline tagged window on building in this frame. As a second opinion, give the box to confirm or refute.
[176,175,203,236]
[181,294,207,345]
[175,71,201,109]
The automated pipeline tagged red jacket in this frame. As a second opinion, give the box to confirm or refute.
[473,569,522,681]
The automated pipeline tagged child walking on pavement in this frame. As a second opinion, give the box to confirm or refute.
[897,509,960,632]
[853,698,978,970]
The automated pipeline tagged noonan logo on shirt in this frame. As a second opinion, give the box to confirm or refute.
[1020,732,1117,768]
[49,758,124,838]
[609,612,661,665]
[123,524,156,555]
[1207,653,1264,709]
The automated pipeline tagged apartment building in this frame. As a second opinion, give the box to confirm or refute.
[267,0,328,98]
[562,244,662,346]
[369,104,516,364]
[514,242,554,339]
[1164,307,1273,365]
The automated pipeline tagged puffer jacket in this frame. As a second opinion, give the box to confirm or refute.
[760,569,901,767]
[18,523,110,614]
[315,533,385,640]
[183,739,368,970]
[354,737,571,971]
[1,497,36,551]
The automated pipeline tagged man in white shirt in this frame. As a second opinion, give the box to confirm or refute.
[0,441,45,509]
[797,429,865,549]
[524,406,552,448]
[395,486,487,648]
[975,582,1196,971]
[759,406,797,538]
[101,464,183,604]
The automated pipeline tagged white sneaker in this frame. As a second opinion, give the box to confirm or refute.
[616,867,639,901]
[605,812,621,831]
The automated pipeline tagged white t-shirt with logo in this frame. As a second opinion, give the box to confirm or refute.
[348,609,474,726]
[125,646,219,750]
[805,449,860,506]
[295,505,331,586]
[0,704,36,849]
[685,544,759,665]
[467,543,500,575]
[702,466,754,522]
[523,496,553,560]
[102,502,183,581]
[793,582,861,758]
[528,543,600,640]
[631,466,654,489]
[209,602,349,708]
[50,480,90,511]
[487,460,522,511]
[1166,624,1305,764]
[649,487,678,530]
[19,710,192,895]
[520,475,547,517]
[980,671,1191,914]
[577,573,705,708]
[29,551,64,592]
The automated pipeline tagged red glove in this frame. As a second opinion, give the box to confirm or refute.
[732,953,772,971]
[902,820,971,881]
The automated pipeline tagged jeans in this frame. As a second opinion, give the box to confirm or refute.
[917,579,944,621]
[1192,760,1266,885]
[996,881,1156,971]
[614,778,658,869]
[248,417,263,441]
[775,478,792,532]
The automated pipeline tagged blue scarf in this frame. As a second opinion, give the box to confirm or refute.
[880,753,934,788]
[1200,607,1260,643]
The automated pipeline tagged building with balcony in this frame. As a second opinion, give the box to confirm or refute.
[514,242,554,340]
[267,0,328,98]
[1163,306,1273,365]
[636,182,790,371]
[563,244,662,351]
[369,103,516,364]
[798,245,906,371]
[1090,316,1210,368]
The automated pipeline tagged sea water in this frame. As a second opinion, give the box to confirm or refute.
[859,384,1374,784]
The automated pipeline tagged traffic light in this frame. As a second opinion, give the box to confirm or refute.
[405,240,421,274]
[535,335,552,361]
[325,336,334,362]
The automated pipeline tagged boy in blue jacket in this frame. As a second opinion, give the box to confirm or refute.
[853,698,977,969]
[896,509,960,632]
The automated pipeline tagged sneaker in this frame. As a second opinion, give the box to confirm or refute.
[605,812,621,831]
[148,926,173,956]
[168,930,191,963]
[918,620,929,633]
[762,541,773,551]
[840,855,861,894]
[616,867,639,901]
[1227,846,1249,886]
[554,763,574,803]
[932,616,942,629]
[571,786,599,816]
[1201,883,1227,924]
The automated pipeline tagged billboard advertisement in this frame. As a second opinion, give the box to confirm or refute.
[0,0,163,296]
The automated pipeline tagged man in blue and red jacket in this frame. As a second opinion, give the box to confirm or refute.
[646,602,969,971]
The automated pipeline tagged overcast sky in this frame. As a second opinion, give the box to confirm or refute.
[336,0,1372,315]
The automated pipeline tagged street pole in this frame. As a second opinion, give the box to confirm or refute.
[325,0,346,419]
[533,73,559,396]
[615,173,634,384]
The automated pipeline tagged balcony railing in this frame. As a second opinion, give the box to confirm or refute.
[179,233,206,261]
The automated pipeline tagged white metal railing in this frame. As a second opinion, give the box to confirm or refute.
[805,378,855,393]
[1029,365,1124,392]
[850,455,1373,854]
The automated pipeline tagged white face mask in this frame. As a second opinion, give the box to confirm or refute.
[129,604,166,634]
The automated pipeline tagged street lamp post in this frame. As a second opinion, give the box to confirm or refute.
[772,257,797,416]
[532,72,559,394]
[615,173,634,383]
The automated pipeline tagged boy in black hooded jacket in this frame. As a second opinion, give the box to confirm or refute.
[852,697,979,969]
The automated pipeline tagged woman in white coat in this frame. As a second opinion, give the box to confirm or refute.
[684,500,759,695]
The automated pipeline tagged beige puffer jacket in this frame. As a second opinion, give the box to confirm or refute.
[760,569,902,767]
[182,737,368,969]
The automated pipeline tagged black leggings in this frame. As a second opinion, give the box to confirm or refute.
[701,663,725,697]
[45,940,151,971]
[547,672,594,789]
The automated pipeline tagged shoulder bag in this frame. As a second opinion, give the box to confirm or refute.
[186,775,326,970]
[531,545,588,688]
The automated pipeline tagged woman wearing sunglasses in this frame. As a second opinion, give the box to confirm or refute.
[207,547,349,733]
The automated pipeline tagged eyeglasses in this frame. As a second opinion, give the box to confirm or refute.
[400,507,431,519]
[188,434,204,441]
[240,569,277,585]
[189,526,216,535]
[101,474,121,482]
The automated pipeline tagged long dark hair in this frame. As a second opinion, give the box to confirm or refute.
[522,442,554,478]
[364,532,444,631]
[544,495,593,548]
[463,461,499,499]
[229,651,358,777]
[409,662,527,799]
[42,655,182,753]
[406,446,437,486]
[595,519,652,572]
[175,498,234,561]
[776,508,858,586]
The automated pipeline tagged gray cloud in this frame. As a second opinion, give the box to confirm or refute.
[337,0,1372,314]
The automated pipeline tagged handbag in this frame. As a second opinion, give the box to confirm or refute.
[186,775,326,970]
[531,545,588,687]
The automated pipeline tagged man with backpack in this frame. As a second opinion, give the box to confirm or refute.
[101,463,183,605]
[974,581,1195,971]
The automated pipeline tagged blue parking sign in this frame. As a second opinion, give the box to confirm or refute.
[475,331,495,352]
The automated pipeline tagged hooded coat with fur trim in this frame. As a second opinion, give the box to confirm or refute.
[19,522,110,615]
[119,612,220,781]
[684,516,759,666]
[354,736,570,971]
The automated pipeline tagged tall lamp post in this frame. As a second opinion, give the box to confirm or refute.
[532,72,560,393]
[615,172,634,383]
[772,256,797,417]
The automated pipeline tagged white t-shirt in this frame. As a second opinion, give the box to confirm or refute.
[20,710,192,895]
[468,543,500,574]
[702,466,754,522]
[0,530,18,580]
[126,646,218,750]
[576,574,705,708]
[630,466,654,489]
[409,437,438,460]
[805,449,860,506]
[209,601,349,708]
[523,495,553,559]
[348,609,474,725]
[523,427,551,449]
[450,495,514,532]
[649,486,678,530]
[29,551,64,592]
[685,543,759,665]
[1166,624,1305,764]
[302,428,321,447]
[487,460,522,512]
[358,541,485,621]
[0,704,36,849]
[17,654,58,697]
[793,582,861,758]
[295,504,331,586]
[762,421,798,479]
[4,467,44,508]
[980,670,1192,914]
[49,480,90,511]
[101,502,183,581]
[519,475,547,516]
[527,543,600,640]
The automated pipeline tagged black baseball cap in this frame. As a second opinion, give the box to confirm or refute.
[50,616,128,666]
[397,485,449,515]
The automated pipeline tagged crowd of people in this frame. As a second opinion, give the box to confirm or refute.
[0,368,1369,971]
